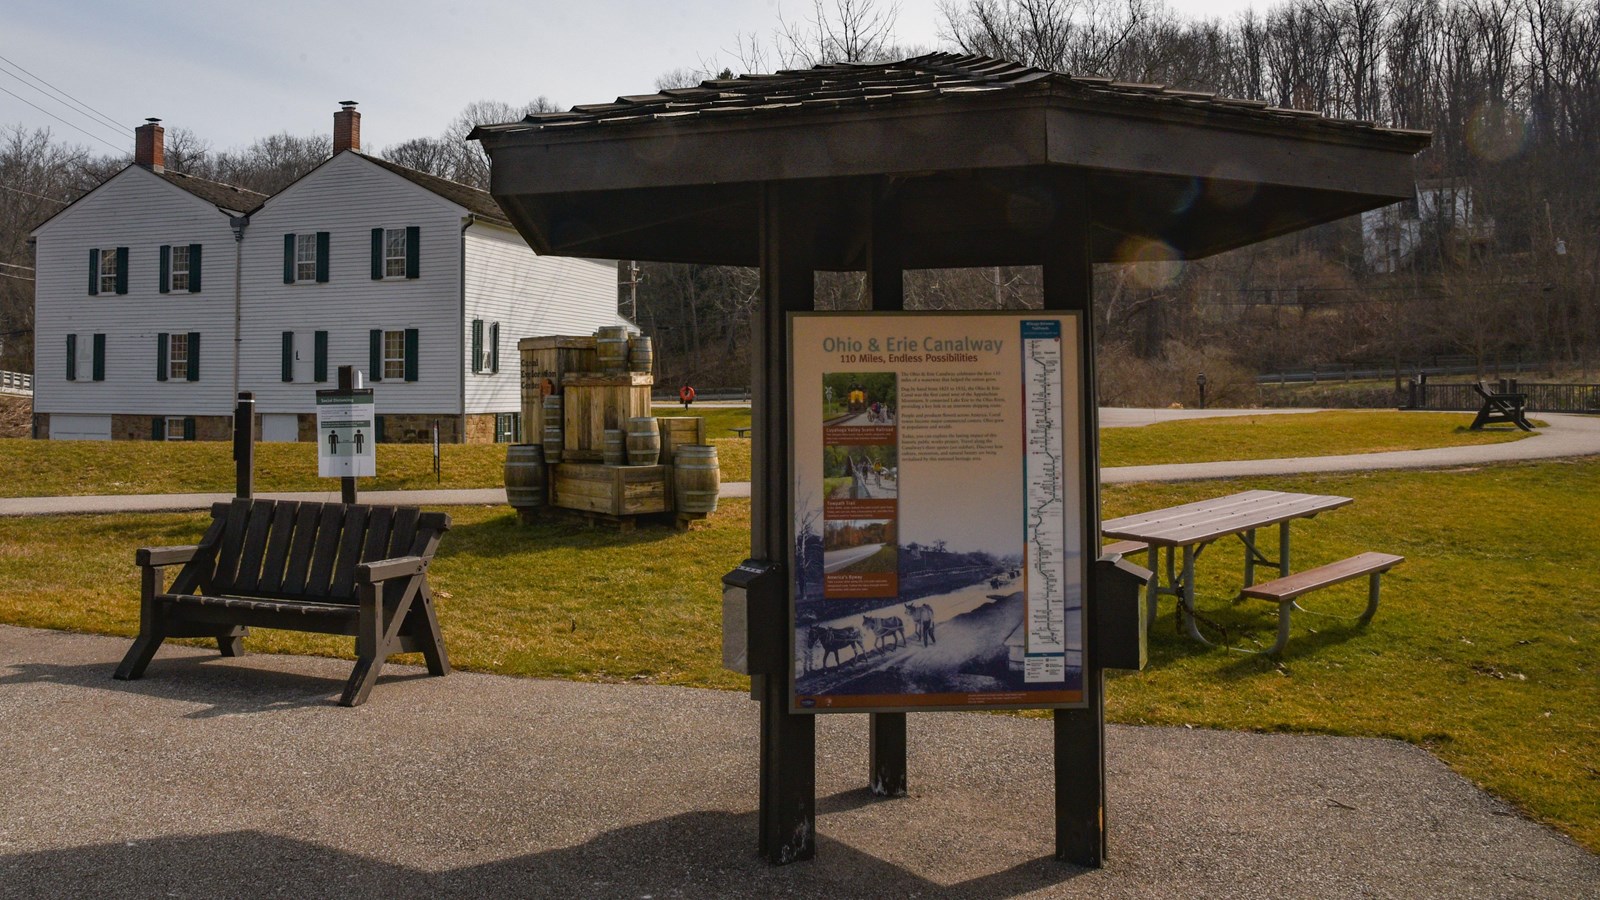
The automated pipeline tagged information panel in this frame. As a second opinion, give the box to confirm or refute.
[789,311,1087,713]
[316,390,376,478]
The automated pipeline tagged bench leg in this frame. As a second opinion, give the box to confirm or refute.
[342,583,388,707]
[340,657,383,708]
[114,569,168,680]
[113,630,167,680]
[215,626,247,657]
[411,586,451,678]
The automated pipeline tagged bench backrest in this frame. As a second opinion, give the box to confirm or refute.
[181,498,450,603]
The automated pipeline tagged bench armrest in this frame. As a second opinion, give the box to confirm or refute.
[357,556,427,584]
[136,545,201,568]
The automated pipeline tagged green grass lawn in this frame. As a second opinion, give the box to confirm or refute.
[0,435,752,497]
[1,459,1595,850]
[1101,410,1533,467]
[0,409,1529,498]
[651,404,751,439]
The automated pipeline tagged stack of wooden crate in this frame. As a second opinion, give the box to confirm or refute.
[515,330,716,530]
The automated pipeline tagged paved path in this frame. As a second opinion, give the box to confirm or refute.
[4,410,1595,516]
[1,625,1593,899]
[1102,411,1600,484]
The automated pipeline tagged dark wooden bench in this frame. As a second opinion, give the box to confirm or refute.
[1239,551,1404,655]
[732,425,752,438]
[1471,381,1533,432]
[113,498,452,706]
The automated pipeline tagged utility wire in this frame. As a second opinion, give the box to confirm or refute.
[0,52,131,138]
[0,271,36,282]
[0,183,71,205]
[0,262,36,272]
[0,84,125,153]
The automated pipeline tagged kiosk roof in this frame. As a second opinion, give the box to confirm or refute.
[472,53,1430,267]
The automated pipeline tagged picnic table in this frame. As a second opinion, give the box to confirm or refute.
[1102,490,1353,649]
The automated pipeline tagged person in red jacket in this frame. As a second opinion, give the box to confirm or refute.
[679,384,697,409]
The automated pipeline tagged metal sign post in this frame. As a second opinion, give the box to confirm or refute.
[233,391,255,499]
[317,366,375,504]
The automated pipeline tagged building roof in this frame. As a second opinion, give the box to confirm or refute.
[472,54,1431,267]
[154,168,267,215]
[477,52,1427,147]
[357,153,512,228]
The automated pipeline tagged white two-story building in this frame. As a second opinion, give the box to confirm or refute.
[31,104,624,442]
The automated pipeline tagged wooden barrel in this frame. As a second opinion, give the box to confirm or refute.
[504,444,546,512]
[627,334,654,375]
[541,396,563,461]
[625,416,660,466]
[596,326,629,373]
[674,444,720,514]
[603,428,626,466]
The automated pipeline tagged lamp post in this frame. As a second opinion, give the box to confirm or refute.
[1196,372,1208,410]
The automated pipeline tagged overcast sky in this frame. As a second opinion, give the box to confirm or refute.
[4,0,1263,158]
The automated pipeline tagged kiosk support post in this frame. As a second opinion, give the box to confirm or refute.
[1042,175,1107,867]
[866,179,909,799]
[754,182,818,864]
[233,392,255,499]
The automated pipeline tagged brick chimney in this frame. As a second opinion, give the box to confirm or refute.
[333,101,360,154]
[134,118,164,171]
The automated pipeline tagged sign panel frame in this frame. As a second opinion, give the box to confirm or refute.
[315,389,377,478]
[787,310,1091,714]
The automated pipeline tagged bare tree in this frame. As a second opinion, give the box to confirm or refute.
[777,0,904,66]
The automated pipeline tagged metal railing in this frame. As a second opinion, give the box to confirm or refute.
[0,370,32,395]
[1407,378,1600,414]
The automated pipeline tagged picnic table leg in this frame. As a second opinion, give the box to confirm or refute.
[1266,601,1294,656]
[1360,572,1383,625]
[1144,546,1161,631]
[1181,545,1207,644]
[1278,521,1291,577]
[1242,528,1257,587]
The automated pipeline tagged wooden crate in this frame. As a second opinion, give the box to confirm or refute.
[658,416,706,463]
[552,463,671,516]
[519,335,599,381]
[563,373,653,461]
[520,336,599,442]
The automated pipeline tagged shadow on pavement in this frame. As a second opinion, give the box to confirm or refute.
[1,815,1087,900]
[0,655,427,718]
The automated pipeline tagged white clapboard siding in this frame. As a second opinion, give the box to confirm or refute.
[31,167,242,418]
[462,224,623,415]
[239,152,464,416]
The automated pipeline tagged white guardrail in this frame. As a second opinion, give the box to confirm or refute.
[0,370,33,395]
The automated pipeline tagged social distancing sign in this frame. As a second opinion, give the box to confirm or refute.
[316,390,376,478]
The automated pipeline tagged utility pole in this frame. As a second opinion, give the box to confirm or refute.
[622,260,641,321]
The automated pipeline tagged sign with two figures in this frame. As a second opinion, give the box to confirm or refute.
[316,389,376,478]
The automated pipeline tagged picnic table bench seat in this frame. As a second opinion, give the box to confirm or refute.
[113,497,452,706]
[1240,551,1404,655]
[1101,539,1151,559]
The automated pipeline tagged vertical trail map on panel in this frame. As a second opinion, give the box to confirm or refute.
[1022,322,1068,682]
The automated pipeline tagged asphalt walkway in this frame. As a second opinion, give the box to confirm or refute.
[3,410,1595,516]
[3,625,1594,898]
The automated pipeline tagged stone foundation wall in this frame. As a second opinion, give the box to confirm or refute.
[109,414,232,441]
[378,414,460,444]
[39,411,506,443]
